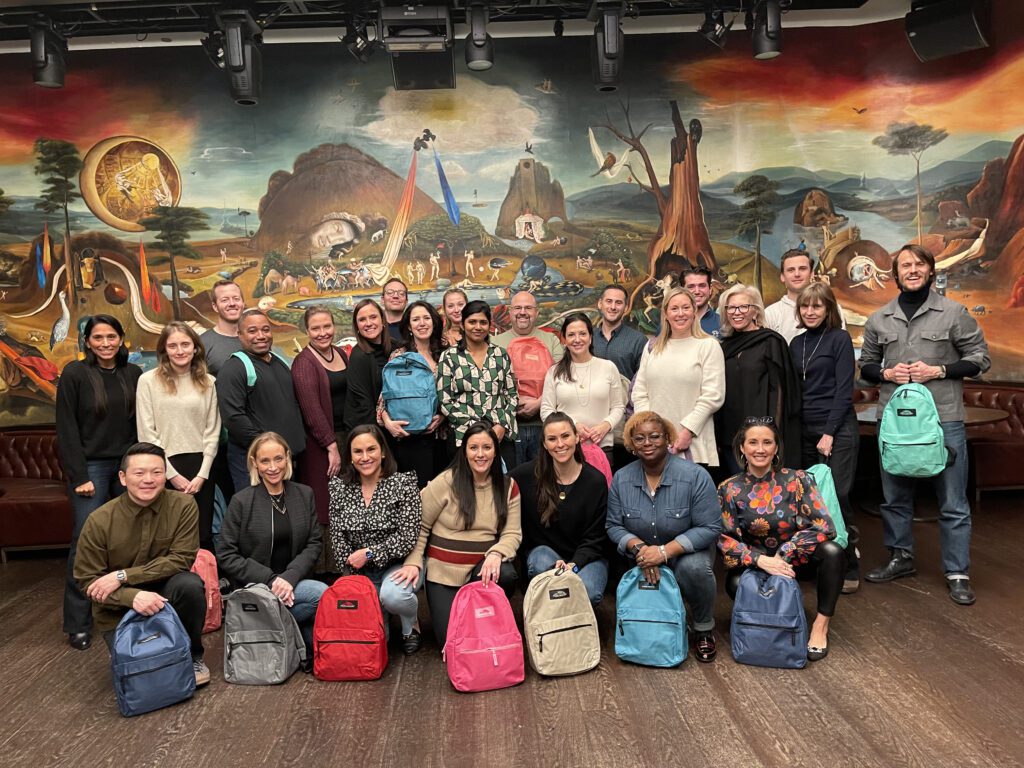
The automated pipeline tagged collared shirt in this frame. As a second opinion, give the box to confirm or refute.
[437,343,519,444]
[74,489,199,632]
[860,290,990,422]
[699,308,721,339]
[765,295,847,344]
[593,321,649,380]
[606,455,722,556]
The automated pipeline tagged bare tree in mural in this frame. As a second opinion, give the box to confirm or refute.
[140,206,209,321]
[873,122,948,244]
[596,99,717,309]
[0,187,13,219]
[734,175,780,296]
[33,139,83,301]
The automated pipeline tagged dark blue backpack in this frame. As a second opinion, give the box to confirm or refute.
[381,352,438,434]
[730,569,807,669]
[111,603,196,717]
[614,566,687,668]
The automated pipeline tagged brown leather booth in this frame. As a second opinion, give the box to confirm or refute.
[0,429,73,562]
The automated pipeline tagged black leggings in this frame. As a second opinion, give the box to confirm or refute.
[169,452,216,552]
[425,559,518,647]
[725,540,845,617]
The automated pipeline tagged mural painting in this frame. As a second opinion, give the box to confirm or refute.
[2,4,1024,427]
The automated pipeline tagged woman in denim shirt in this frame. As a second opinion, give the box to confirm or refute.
[606,410,723,662]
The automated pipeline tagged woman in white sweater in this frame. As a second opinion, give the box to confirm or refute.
[540,312,625,460]
[632,287,725,467]
[136,321,221,549]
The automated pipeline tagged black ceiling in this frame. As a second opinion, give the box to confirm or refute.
[0,1,871,43]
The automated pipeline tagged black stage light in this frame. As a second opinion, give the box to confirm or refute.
[699,9,732,49]
[465,3,493,71]
[30,18,67,88]
[591,9,622,92]
[752,0,782,60]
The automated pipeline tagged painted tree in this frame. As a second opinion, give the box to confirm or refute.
[0,187,13,219]
[33,139,83,300]
[734,175,780,296]
[139,206,209,320]
[873,122,948,244]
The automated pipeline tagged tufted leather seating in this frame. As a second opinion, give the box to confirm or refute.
[0,429,72,561]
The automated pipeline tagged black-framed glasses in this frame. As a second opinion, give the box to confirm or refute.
[631,432,666,445]
[726,304,754,314]
[743,416,775,426]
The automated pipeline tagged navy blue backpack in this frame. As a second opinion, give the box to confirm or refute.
[381,352,439,434]
[111,603,196,717]
[614,566,687,668]
[730,569,808,669]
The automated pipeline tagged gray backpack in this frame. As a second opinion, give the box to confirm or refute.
[223,583,306,685]
[523,566,600,677]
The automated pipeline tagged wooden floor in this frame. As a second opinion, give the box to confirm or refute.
[2,491,1023,768]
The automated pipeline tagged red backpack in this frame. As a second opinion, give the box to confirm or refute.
[506,335,555,400]
[190,549,222,633]
[313,575,388,681]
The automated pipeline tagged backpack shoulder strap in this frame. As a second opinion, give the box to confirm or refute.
[231,350,257,388]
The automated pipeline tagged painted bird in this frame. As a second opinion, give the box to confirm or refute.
[525,142,534,155]
[591,152,616,177]
[49,290,70,351]
[852,106,868,114]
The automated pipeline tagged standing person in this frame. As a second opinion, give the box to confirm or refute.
[328,425,424,653]
[606,411,722,663]
[379,300,448,488]
[715,284,802,474]
[344,299,393,431]
[437,300,518,468]
[682,266,721,339]
[381,278,409,343]
[494,290,563,466]
[790,283,861,592]
[592,284,648,380]
[216,309,306,492]
[199,279,245,376]
[860,244,990,605]
[74,443,209,685]
[56,314,143,651]
[632,287,725,468]
[441,287,467,348]
[765,250,846,344]
[217,432,326,657]
[510,413,609,605]
[540,313,625,461]
[391,422,521,647]
[136,322,221,551]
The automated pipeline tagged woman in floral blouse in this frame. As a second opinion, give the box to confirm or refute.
[328,424,424,654]
[436,299,518,469]
[717,417,844,661]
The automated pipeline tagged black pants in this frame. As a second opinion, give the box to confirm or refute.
[396,432,449,489]
[725,540,845,617]
[169,452,216,552]
[101,571,207,657]
[425,559,518,647]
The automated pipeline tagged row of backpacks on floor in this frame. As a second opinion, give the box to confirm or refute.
[113,553,806,717]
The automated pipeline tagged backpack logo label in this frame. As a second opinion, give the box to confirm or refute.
[474,606,495,619]
[897,408,916,416]
[242,603,259,612]
[548,588,570,600]
[138,632,161,644]
[638,581,659,590]
[337,599,358,610]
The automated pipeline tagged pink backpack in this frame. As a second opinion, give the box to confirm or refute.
[506,336,554,400]
[442,582,524,693]
[190,549,222,633]
[581,442,612,487]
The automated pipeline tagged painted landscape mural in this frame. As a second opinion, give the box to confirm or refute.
[2,4,1024,427]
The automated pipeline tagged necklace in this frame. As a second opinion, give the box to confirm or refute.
[269,492,287,515]
[801,331,825,381]
[554,463,582,500]
[573,360,593,408]
[644,468,664,497]
[311,343,336,364]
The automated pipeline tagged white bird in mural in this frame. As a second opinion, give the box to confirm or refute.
[588,127,631,179]
[49,290,70,350]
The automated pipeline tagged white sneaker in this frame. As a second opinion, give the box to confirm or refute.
[193,658,211,687]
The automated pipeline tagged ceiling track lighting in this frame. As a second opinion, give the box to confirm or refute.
[218,9,263,106]
[591,7,623,93]
[752,0,782,60]
[465,2,493,72]
[698,6,733,49]
[30,16,67,88]
[343,19,376,63]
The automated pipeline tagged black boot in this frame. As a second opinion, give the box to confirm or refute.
[865,550,916,583]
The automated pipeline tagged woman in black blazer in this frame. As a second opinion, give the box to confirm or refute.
[217,431,326,654]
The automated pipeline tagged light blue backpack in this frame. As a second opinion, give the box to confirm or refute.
[381,352,438,434]
[878,383,948,478]
[614,566,687,668]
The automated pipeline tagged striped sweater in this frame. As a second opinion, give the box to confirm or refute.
[404,469,521,587]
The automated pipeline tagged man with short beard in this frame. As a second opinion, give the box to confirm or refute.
[592,284,647,380]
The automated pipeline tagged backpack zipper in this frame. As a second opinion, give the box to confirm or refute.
[455,643,521,666]
[120,656,188,679]
[537,623,592,653]
[618,618,681,636]
[735,621,799,645]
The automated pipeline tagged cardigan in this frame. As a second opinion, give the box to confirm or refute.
[135,369,220,480]
[632,337,726,466]
[404,469,522,587]
[539,357,625,449]
[327,471,422,572]
[216,481,322,588]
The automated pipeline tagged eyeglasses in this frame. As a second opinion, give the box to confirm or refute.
[383,289,407,298]
[511,305,537,313]
[631,432,665,445]
[743,416,775,426]
[726,304,754,314]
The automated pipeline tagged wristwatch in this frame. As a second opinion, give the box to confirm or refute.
[365,549,375,562]
[115,569,127,584]
[938,365,947,379]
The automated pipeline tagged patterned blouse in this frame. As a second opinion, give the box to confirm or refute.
[717,468,835,569]
[437,343,518,445]
[327,471,422,573]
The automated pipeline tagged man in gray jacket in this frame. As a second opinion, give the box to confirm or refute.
[859,244,990,605]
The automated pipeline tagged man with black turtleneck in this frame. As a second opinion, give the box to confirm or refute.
[859,244,990,606]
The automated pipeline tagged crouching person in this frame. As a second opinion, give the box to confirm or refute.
[74,442,209,687]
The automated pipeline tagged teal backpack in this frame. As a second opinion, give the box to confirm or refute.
[877,383,948,478]
[806,464,849,548]
[230,349,291,387]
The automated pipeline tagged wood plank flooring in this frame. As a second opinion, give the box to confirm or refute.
[2,491,1023,768]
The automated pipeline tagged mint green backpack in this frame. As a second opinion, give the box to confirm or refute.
[806,464,848,548]
[877,383,948,478]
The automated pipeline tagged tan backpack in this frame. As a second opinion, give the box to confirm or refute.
[522,566,600,677]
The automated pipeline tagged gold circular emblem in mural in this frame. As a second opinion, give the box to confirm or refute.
[80,136,182,232]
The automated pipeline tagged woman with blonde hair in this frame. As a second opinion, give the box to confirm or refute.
[441,287,468,348]
[632,287,725,467]
[715,283,801,473]
[136,321,221,550]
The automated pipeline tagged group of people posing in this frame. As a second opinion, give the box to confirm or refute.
[62,242,990,688]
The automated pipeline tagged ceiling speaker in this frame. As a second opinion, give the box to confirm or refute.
[905,0,990,62]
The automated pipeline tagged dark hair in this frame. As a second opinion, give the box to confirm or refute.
[451,421,508,530]
[795,283,843,330]
[399,300,446,359]
[534,412,584,527]
[120,441,166,472]
[82,314,134,418]
[732,418,783,470]
[600,284,628,301]
[240,307,268,322]
[352,298,392,355]
[554,312,594,383]
[382,277,408,294]
[302,305,335,332]
[892,243,936,289]
[458,300,491,350]
[341,424,397,484]
[780,249,815,271]
[681,266,713,286]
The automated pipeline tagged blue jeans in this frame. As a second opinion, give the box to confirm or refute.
[364,562,423,637]
[515,423,543,467]
[620,547,717,632]
[64,458,123,634]
[526,545,608,605]
[288,578,328,654]
[879,420,971,575]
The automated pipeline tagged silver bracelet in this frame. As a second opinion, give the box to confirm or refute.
[658,545,667,563]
